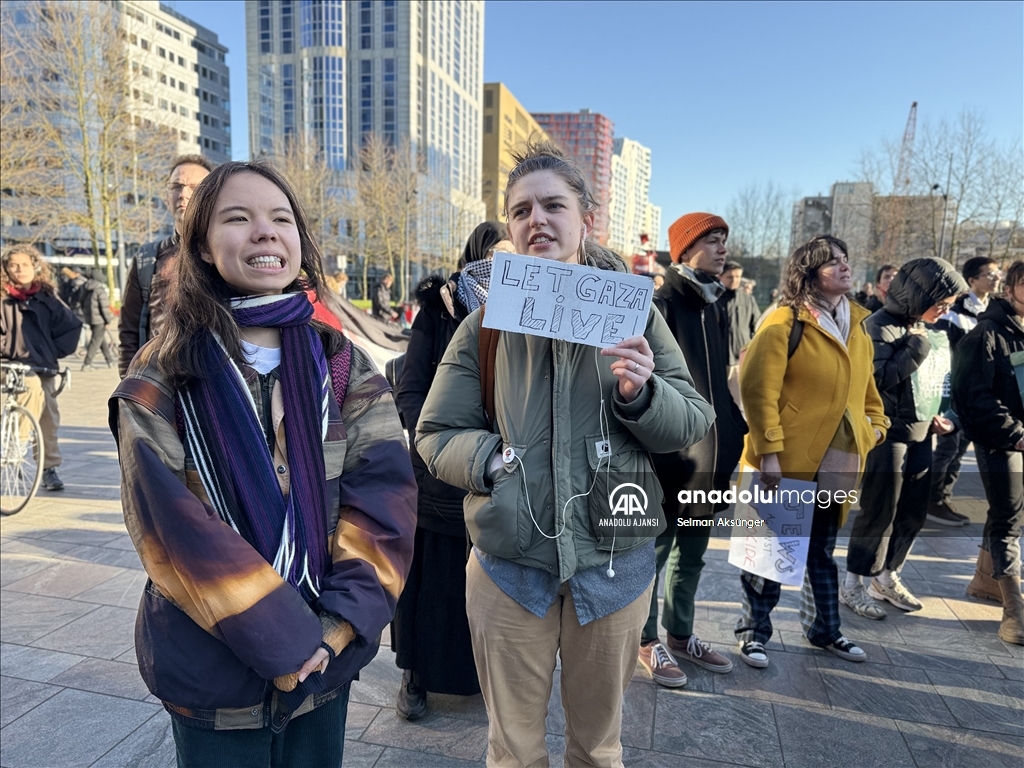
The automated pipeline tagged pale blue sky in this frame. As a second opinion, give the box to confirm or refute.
[168,0,1022,243]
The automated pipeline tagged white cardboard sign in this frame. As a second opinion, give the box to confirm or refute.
[727,464,816,587]
[483,251,654,348]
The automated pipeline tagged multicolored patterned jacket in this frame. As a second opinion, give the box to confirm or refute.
[109,335,416,729]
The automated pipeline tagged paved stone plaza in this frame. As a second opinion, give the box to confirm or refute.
[1,363,1021,767]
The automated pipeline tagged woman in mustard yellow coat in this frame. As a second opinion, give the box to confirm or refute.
[735,235,889,669]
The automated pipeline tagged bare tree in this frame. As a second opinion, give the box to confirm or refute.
[725,181,794,260]
[1,1,176,290]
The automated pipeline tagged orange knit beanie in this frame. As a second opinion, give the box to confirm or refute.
[668,213,729,261]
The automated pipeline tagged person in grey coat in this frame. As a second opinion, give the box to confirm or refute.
[80,268,115,369]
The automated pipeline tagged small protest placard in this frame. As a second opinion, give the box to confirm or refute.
[483,251,654,348]
[911,328,950,420]
[727,464,816,587]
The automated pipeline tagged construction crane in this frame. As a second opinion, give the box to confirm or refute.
[881,102,918,263]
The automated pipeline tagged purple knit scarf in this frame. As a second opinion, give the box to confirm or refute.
[178,292,330,603]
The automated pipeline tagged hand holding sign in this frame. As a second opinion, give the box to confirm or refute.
[600,335,654,403]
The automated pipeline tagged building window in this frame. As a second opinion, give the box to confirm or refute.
[280,0,293,54]
[383,58,396,143]
[383,0,396,48]
[360,1,372,50]
[484,115,492,133]
[360,58,373,140]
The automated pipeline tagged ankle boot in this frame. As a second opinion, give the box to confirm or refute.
[967,548,1002,603]
[997,574,1024,646]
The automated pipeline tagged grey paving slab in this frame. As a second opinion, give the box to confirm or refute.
[1,538,76,557]
[773,703,915,768]
[925,669,1024,737]
[88,712,175,768]
[652,690,783,768]
[0,555,56,588]
[896,719,1024,768]
[372,745,482,767]
[0,688,159,768]
[713,644,831,709]
[0,642,86,683]
[426,692,488,724]
[359,708,489,762]
[31,604,136,660]
[3,560,124,599]
[621,747,749,767]
[0,593,98,644]
[0,590,27,607]
[340,740,386,768]
[62,543,145,570]
[74,570,149,609]
[883,642,1011,681]
[349,651,404,708]
[345,701,381,741]
[990,655,1024,681]
[544,668,564,736]
[816,657,958,727]
[896,622,1016,657]
[0,675,61,727]
[40,529,123,547]
[51,657,151,700]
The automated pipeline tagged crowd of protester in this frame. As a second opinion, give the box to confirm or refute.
[1,144,1021,768]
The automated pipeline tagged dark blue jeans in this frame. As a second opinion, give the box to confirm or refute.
[171,683,350,768]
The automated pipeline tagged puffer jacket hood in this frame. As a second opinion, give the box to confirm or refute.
[884,257,967,321]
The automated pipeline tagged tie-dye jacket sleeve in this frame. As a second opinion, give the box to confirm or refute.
[110,341,416,698]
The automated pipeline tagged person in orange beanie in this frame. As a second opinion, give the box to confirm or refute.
[638,213,748,687]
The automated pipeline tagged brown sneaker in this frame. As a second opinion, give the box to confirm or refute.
[667,632,734,673]
[637,641,687,688]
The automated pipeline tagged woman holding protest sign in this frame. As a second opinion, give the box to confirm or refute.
[416,142,713,767]
[110,161,416,767]
[736,235,890,668]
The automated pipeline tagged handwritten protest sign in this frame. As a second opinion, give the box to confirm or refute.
[483,251,654,348]
[727,464,816,587]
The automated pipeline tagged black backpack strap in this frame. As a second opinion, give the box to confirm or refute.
[787,306,804,360]
[135,239,163,346]
[478,307,500,431]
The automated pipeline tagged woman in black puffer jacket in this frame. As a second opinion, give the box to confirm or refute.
[843,257,967,619]
[391,221,507,719]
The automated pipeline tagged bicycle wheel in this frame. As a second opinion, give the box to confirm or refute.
[1,404,44,515]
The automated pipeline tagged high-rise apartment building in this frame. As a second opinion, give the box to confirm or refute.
[531,109,615,245]
[246,0,483,210]
[480,83,549,222]
[0,0,229,257]
[137,1,232,163]
[607,137,660,256]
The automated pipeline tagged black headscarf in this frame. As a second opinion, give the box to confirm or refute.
[458,221,505,268]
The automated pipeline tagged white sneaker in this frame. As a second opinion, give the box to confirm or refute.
[840,583,887,620]
[868,574,923,612]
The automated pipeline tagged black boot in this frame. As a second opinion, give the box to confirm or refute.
[396,669,427,720]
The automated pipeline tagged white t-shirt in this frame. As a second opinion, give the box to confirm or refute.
[240,339,281,375]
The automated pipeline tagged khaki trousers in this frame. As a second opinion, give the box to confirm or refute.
[465,555,653,768]
[13,374,62,468]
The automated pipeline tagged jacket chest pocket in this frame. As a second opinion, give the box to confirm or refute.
[584,430,666,551]
[324,438,347,481]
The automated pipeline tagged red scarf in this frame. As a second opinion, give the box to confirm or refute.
[5,283,42,301]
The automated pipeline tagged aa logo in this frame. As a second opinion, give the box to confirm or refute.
[608,483,648,516]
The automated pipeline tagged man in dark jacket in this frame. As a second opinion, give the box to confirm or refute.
[721,261,759,412]
[80,268,115,369]
[119,155,213,376]
[843,258,967,619]
[864,264,898,313]
[951,260,1024,645]
[373,273,399,324]
[638,213,746,687]
[927,257,1001,526]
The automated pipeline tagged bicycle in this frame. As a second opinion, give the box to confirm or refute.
[1,362,69,515]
